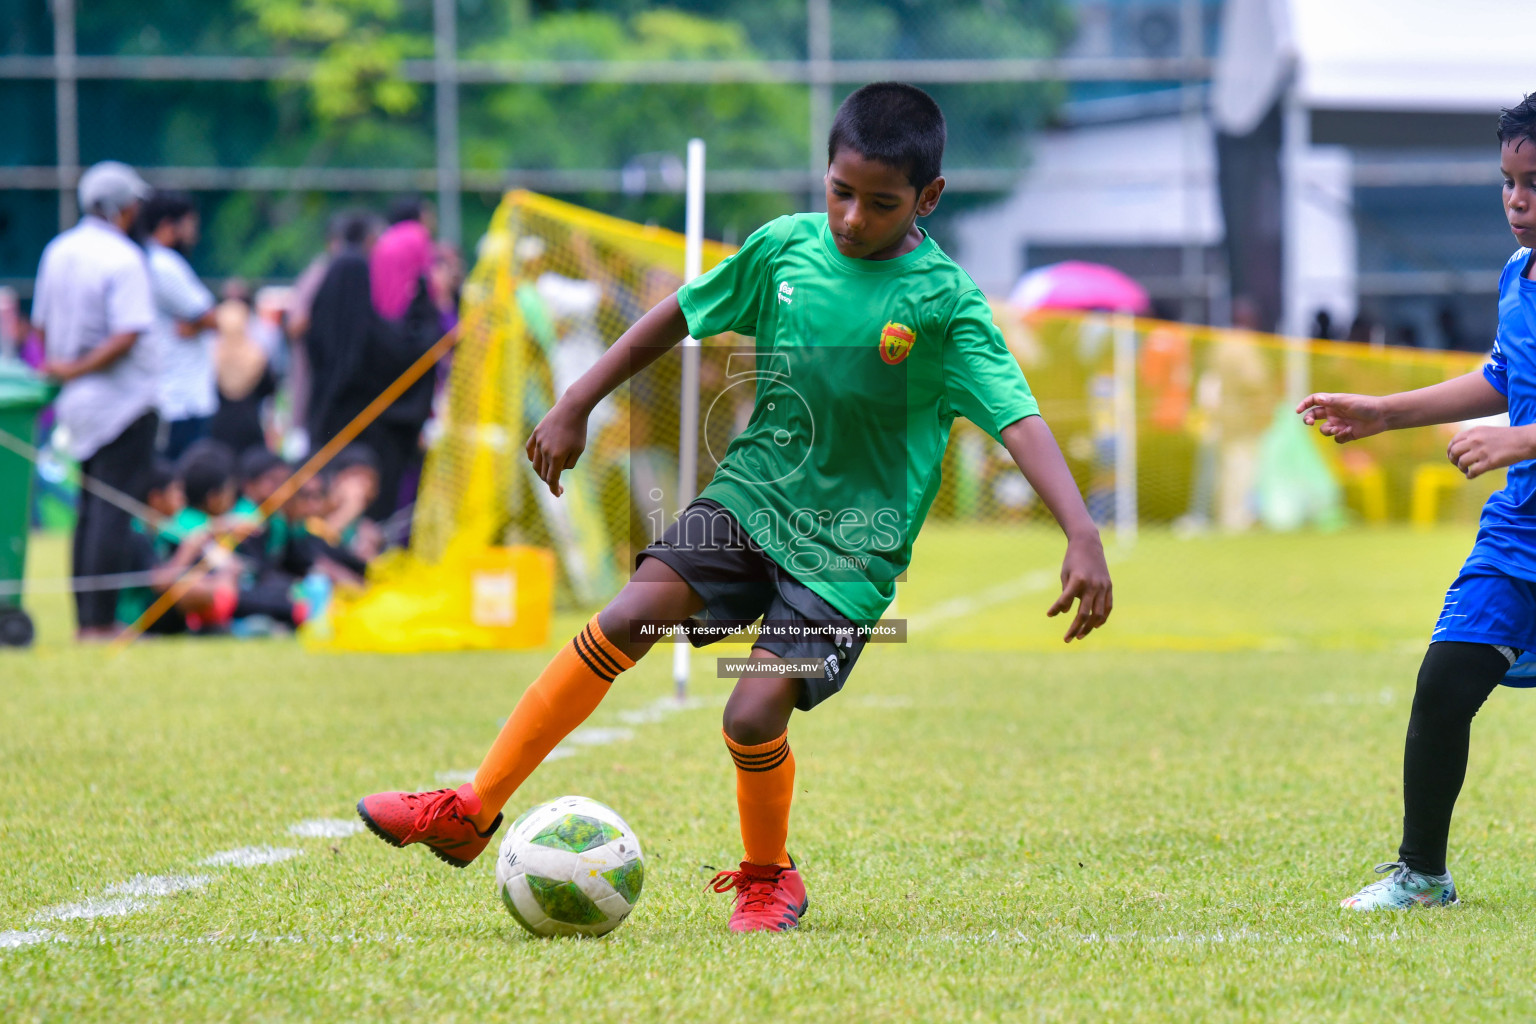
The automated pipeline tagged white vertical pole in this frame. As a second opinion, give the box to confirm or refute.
[1282,90,1311,400]
[807,0,833,211]
[1178,0,1203,322]
[53,0,78,229]
[673,137,705,699]
[432,0,462,247]
[1113,313,1138,547]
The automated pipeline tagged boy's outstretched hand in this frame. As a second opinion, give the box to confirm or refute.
[1296,392,1389,443]
[1048,534,1113,642]
[526,400,589,496]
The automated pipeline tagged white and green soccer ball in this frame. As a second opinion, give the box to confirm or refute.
[494,795,645,938]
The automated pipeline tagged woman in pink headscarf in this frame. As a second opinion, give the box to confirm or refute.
[370,196,437,321]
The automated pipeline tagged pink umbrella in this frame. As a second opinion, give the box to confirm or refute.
[1008,261,1151,315]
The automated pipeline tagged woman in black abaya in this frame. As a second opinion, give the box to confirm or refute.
[305,253,439,522]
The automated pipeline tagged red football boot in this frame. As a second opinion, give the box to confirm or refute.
[356,783,502,868]
[709,858,809,932]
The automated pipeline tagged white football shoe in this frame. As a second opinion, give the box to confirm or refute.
[1340,861,1458,910]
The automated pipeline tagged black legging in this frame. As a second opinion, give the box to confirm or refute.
[73,411,158,630]
[1398,640,1515,876]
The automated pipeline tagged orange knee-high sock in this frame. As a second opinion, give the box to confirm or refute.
[469,615,635,830]
[724,730,795,868]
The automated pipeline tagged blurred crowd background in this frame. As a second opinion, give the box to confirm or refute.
[0,0,1526,642]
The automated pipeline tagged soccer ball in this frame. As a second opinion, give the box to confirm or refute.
[494,795,645,938]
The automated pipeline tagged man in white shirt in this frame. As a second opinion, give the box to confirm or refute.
[31,161,158,639]
[140,192,218,459]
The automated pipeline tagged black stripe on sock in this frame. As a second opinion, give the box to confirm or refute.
[571,634,617,683]
[731,747,788,766]
[580,625,624,677]
[731,746,791,772]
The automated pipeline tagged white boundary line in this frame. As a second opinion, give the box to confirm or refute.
[13,820,366,939]
[906,569,1057,632]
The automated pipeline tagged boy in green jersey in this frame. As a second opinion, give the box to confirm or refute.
[359,83,1113,932]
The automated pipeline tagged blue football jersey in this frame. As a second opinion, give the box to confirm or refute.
[1464,248,1536,580]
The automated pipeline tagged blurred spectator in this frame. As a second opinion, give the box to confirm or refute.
[32,160,157,640]
[139,191,219,460]
[286,211,381,453]
[1346,314,1374,343]
[307,249,439,521]
[208,279,280,456]
[371,196,436,321]
[115,458,239,636]
[1310,309,1334,341]
[235,446,290,517]
[323,444,385,562]
[176,439,304,630]
[176,439,239,530]
[1437,304,1473,352]
[0,286,20,358]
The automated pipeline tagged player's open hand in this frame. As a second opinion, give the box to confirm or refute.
[1296,392,1388,443]
[1447,424,1536,479]
[525,401,588,497]
[1049,534,1112,642]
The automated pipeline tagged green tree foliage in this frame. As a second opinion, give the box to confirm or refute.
[461,8,810,238]
[241,0,427,120]
[24,0,1068,279]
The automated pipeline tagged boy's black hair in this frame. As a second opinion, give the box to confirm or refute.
[827,82,946,190]
[386,195,424,225]
[177,440,237,511]
[137,191,196,236]
[146,459,177,497]
[1498,94,1536,151]
[328,442,380,479]
[237,445,287,486]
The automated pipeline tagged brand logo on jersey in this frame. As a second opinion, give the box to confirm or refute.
[879,321,916,364]
[778,281,794,304]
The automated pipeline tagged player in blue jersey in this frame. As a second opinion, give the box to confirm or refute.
[1297,94,1536,909]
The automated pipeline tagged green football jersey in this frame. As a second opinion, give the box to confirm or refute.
[676,212,1038,623]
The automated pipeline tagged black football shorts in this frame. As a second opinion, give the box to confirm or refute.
[635,499,866,710]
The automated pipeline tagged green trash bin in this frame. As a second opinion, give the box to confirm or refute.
[0,358,59,647]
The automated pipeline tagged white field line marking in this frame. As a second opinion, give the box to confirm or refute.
[0,929,59,948]
[5,924,1409,953]
[942,927,1406,948]
[288,818,365,838]
[33,896,148,922]
[33,875,214,922]
[200,847,302,868]
[4,931,421,949]
[905,569,1057,632]
[110,874,214,897]
[15,817,362,937]
[616,695,722,725]
[541,728,633,764]
[566,727,634,746]
[905,550,1130,635]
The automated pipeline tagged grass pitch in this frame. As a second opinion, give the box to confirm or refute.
[7,525,1536,1021]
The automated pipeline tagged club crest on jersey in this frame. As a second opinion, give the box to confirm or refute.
[879,321,916,365]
